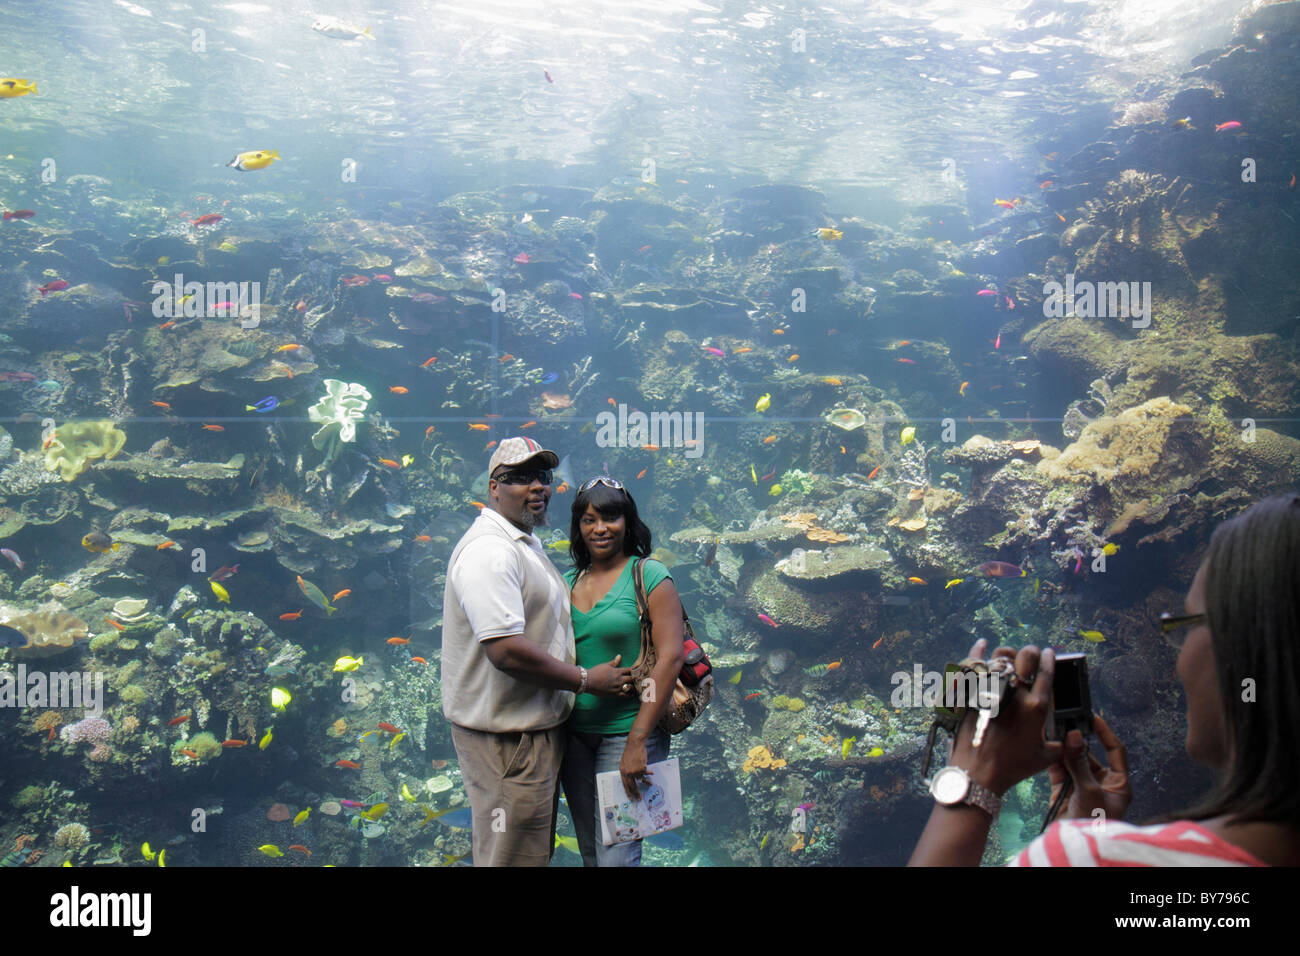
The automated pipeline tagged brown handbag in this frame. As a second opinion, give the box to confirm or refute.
[628,558,713,734]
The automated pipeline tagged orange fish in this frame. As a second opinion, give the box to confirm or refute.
[288,845,311,857]
[279,611,303,621]
[180,749,200,759]
[734,347,753,354]
[221,739,248,748]
[897,357,915,364]
[1040,180,1053,189]
[413,535,432,543]
[521,421,537,429]
[295,299,307,312]
[470,501,486,509]
[107,620,126,631]
[773,329,784,335]
[498,353,514,362]
[822,377,843,386]
[839,446,846,454]
[872,635,885,650]
[469,423,489,431]
[377,722,402,734]
[275,362,294,379]
[333,589,351,601]
[638,244,651,253]
[158,320,177,331]
[1056,211,1066,223]
[411,656,428,665]
[907,577,926,585]
[485,440,497,450]
[1291,173,1296,188]
[554,482,569,494]
[420,356,438,368]
[157,540,177,550]
[336,759,360,769]
[386,637,411,645]
[152,401,171,410]
[607,398,616,406]
[275,344,301,353]
[424,426,437,438]
[959,381,970,397]
[641,444,660,451]
[483,413,503,418]
[202,424,224,432]
[787,354,799,362]
[378,458,400,469]
[826,661,842,671]
[636,468,647,479]
[867,465,881,480]
[389,386,409,394]
[167,715,191,727]
[762,435,776,444]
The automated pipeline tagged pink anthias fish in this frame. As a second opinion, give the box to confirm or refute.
[0,547,22,570]
[514,253,530,264]
[757,613,778,628]
[1214,120,1243,132]
[994,332,1001,350]
[976,289,997,297]
[703,346,724,357]
[372,274,393,283]
[568,292,583,300]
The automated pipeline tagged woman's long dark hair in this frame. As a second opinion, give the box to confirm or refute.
[1173,493,1300,826]
[568,481,652,572]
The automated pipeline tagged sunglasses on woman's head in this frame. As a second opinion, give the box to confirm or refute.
[579,476,624,492]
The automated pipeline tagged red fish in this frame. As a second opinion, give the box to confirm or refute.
[372,274,393,283]
[386,637,411,645]
[279,611,303,621]
[3,210,35,220]
[743,692,763,701]
[760,469,776,482]
[336,759,361,769]
[180,749,199,759]
[389,386,409,394]
[377,722,402,734]
[0,371,35,382]
[209,565,239,582]
[107,620,126,631]
[866,465,881,480]
[167,715,191,726]
[994,333,1001,350]
[411,656,428,665]
[703,346,724,357]
[977,561,1025,578]
[514,253,530,264]
[39,280,70,296]
[897,358,914,364]
[872,635,884,650]
[189,213,223,226]
[757,613,778,628]
[976,289,997,297]
[221,739,248,748]
[636,468,647,479]
[1214,120,1242,132]
[420,357,438,368]
[202,424,224,432]
[288,844,311,857]
[333,589,351,601]
[378,458,401,469]
[340,274,370,286]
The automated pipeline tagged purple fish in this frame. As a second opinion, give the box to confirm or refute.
[340,799,364,808]
[0,547,22,570]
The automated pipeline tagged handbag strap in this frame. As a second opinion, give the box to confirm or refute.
[631,558,654,664]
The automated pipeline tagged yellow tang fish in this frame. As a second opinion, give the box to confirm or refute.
[293,809,310,827]
[945,578,964,589]
[554,834,581,854]
[257,844,284,858]
[817,227,843,240]
[1101,543,1120,556]
[768,483,783,496]
[389,731,406,750]
[900,426,916,445]
[401,454,415,468]
[760,833,770,850]
[755,393,771,413]
[210,580,230,604]
[728,669,742,685]
[0,79,37,98]
[546,539,571,551]
[360,803,389,821]
[400,784,418,803]
[333,655,364,672]
[259,728,273,750]
[868,747,884,757]
[227,149,281,171]
[750,464,757,485]
[141,842,156,862]
[1078,630,1105,643]
[841,736,856,760]
[157,849,166,867]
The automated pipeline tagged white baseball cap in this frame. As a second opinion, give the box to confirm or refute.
[488,436,560,476]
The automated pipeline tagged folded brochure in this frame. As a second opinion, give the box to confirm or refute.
[596,757,683,846]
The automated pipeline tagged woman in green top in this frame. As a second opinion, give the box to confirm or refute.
[559,476,685,866]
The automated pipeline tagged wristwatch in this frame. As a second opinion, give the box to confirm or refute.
[929,765,1002,818]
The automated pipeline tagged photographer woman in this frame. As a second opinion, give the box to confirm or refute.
[910,494,1300,866]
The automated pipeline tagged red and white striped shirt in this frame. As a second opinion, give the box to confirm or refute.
[1012,819,1269,866]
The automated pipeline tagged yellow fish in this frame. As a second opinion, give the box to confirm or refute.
[760,833,770,850]
[157,849,166,867]
[141,842,155,862]
[728,669,742,685]
[768,483,783,496]
[257,844,284,858]
[1101,543,1120,556]
[841,736,856,760]
[1078,630,1106,643]
[750,464,757,485]
[900,426,916,445]
[293,809,310,827]
[0,79,37,98]
[868,747,884,757]
[546,539,571,551]
[401,454,415,468]
[259,727,273,750]
[333,655,364,672]
[157,256,170,266]
[360,803,389,821]
[755,393,771,413]
[210,580,230,604]
[945,578,964,589]
[817,227,843,240]
[554,834,581,854]
[400,784,418,803]
[389,731,406,750]
[270,687,291,711]
[227,149,281,171]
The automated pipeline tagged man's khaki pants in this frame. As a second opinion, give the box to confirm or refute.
[451,724,565,866]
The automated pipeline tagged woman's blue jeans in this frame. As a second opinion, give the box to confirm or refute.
[560,727,671,867]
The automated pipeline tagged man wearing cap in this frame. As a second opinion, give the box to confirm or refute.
[442,436,635,866]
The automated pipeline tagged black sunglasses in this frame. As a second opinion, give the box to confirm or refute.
[1159,612,1207,649]
[493,469,553,486]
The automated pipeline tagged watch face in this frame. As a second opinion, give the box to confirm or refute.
[932,767,969,805]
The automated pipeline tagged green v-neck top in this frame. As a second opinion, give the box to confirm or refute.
[563,558,671,733]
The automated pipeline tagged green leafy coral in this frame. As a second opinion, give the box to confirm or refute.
[43,420,126,481]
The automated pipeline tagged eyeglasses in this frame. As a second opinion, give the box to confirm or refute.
[1159,612,1207,649]
[493,469,553,486]
[579,476,624,492]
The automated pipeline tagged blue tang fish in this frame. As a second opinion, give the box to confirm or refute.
[246,396,279,413]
